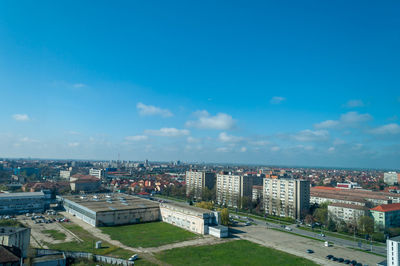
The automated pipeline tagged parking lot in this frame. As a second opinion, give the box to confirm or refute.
[16,212,82,248]
[235,224,384,266]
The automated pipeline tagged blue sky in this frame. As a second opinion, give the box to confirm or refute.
[0,1,399,169]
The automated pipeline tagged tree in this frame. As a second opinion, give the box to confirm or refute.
[195,201,214,210]
[358,216,374,235]
[313,207,328,225]
[327,218,337,231]
[221,208,229,226]
[305,214,314,225]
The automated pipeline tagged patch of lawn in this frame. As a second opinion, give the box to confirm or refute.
[156,240,318,266]
[101,221,198,248]
[44,223,129,258]
[42,229,66,241]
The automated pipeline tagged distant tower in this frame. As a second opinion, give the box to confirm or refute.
[144,159,149,167]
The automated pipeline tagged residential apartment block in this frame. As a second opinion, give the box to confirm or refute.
[185,170,216,199]
[371,203,400,231]
[385,172,400,186]
[387,236,400,266]
[328,203,369,224]
[89,168,103,179]
[216,172,253,208]
[263,178,310,219]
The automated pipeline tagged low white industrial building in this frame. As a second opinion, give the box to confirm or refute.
[160,202,221,235]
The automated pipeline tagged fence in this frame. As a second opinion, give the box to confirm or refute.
[34,248,135,266]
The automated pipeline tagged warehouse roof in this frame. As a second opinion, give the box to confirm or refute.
[62,193,159,212]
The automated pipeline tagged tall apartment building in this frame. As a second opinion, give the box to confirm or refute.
[216,172,253,208]
[387,236,400,266]
[385,172,399,186]
[89,168,103,179]
[185,170,216,199]
[263,178,310,220]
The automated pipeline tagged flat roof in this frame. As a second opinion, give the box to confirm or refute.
[328,203,369,211]
[0,192,44,198]
[62,193,159,213]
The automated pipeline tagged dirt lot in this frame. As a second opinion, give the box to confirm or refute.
[17,214,82,248]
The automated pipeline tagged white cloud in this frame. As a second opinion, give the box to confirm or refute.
[270,96,286,104]
[345,99,364,108]
[125,135,148,141]
[293,129,329,142]
[369,123,400,135]
[333,138,346,145]
[314,112,372,129]
[144,128,189,137]
[328,147,335,152]
[73,83,86,88]
[250,140,270,146]
[186,110,235,130]
[240,147,247,152]
[12,114,30,121]
[216,147,229,152]
[187,137,200,143]
[218,132,243,143]
[68,142,80,147]
[137,102,173,117]
[270,146,281,152]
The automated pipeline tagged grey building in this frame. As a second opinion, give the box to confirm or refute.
[263,178,310,220]
[385,172,399,186]
[0,227,31,258]
[62,194,160,227]
[185,170,216,199]
[0,192,45,215]
[216,172,254,208]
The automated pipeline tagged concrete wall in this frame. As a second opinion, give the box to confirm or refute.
[0,227,31,258]
[160,205,205,234]
[96,207,160,226]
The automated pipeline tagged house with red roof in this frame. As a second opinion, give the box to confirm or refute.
[371,203,400,231]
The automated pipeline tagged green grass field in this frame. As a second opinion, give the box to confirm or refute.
[100,221,199,248]
[42,229,66,241]
[155,240,318,266]
[44,223,132,259]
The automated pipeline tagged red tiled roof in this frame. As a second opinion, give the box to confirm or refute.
[371,203,400,212]
[313,186,339,190]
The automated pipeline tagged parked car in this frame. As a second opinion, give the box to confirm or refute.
[326,255,333,259]
[306,249,314,254]
[285,226,292,231]
[344,259,350,264]
[244,222,251,226]
[128,254,138,261]
[338,258,344,263]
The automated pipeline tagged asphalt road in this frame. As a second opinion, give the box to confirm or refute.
[230,213,386,256]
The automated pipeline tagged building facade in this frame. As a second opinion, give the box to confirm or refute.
[371,203,400,231]
[263,178,310,219]
[252,185,263,201]
[70,174,101,192]
[185,170,216,199]
[59,170,71,179]
[216,173,253,208]
[0,227,30,258]
[0,192,45,215]
[160,202,220,235]
[327,203,369,224]
[387,236,400,266]
[385,172,400,186]
[89,168,103,179]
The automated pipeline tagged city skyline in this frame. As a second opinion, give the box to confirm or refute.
[1,1,399,168]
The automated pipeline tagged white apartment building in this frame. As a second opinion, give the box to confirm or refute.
[89,168,103,179]
[385,172,399,186]
[216,173,253,208]
[185,170,216,199]
[59,170,71,179]
[263,178,310,219]
[387,236,400,266]
[328,203,369,224]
